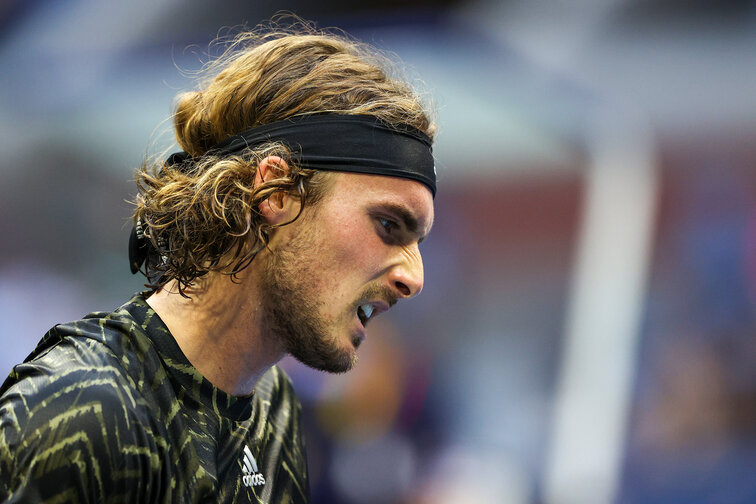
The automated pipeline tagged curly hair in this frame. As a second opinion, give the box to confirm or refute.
[133,19,435,293]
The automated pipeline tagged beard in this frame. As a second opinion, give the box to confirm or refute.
[258,226,358,374]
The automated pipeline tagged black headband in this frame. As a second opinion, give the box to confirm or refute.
[206,114,435,195]
[130,114,435,275]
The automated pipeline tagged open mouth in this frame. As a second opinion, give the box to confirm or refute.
[357,303,375,326]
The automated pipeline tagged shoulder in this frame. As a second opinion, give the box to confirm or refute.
[1,320,145,422]
[3,340,140,421]
[0,300,169,453]
[0,334,160,463]
[0,310,169,502]
[1,369,167,501]
[1,294,160,413]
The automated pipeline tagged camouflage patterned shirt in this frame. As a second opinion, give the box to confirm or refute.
[0,293,309,503]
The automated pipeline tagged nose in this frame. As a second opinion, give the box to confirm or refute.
[388,244,424,299]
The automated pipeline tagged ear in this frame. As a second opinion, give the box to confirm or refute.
[255,156,296,225]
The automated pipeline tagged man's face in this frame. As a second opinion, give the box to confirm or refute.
[259,172,434,373]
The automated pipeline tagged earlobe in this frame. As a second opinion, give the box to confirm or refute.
[256,156,292,225]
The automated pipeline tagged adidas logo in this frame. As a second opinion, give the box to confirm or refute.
[241,445,266,487]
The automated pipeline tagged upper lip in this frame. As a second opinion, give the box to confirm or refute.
[367,301,390,318]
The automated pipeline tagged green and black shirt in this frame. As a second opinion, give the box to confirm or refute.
[0,293,309,503]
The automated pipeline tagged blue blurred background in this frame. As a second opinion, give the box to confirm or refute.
[2,1,756,503]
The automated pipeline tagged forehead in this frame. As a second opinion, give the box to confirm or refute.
[328,172,435,232]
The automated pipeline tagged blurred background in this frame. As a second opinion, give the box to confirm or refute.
[2,1,756,503]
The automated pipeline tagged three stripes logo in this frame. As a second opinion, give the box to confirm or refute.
[241,445,266,487]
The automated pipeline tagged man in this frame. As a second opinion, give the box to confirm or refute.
[0,26,435,503]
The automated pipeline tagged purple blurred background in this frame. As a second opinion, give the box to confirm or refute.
[2,1,756,503]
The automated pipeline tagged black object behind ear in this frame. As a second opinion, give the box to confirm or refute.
[128,220,147,274]
[128,152,192,275]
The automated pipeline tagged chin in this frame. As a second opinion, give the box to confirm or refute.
[306,351,357,374]
[326,337,360,373]
[287,333,358,374]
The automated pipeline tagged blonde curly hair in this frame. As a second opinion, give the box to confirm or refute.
[133,20,435,292]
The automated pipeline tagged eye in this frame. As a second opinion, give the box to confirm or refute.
[378,217,397,234]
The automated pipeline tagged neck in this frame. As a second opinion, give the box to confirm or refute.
[146,270,284,396]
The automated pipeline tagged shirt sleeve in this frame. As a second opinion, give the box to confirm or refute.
[0,344,168,504]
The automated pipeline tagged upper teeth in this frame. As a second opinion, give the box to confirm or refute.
[360,304,374,320]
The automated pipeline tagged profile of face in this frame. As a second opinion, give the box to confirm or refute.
[259,172,434,373]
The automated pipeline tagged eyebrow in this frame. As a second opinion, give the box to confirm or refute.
[377,202,431,243]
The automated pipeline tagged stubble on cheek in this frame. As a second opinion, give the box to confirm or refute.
[258,228,358,374]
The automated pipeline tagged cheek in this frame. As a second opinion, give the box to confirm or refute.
[325,215,384,274]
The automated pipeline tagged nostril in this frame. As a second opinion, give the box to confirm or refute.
[395,281,411,297]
